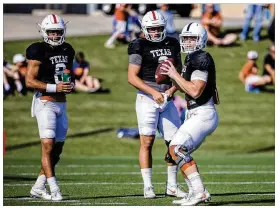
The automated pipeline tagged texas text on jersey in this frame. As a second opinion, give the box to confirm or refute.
[128,36,182,86]
[182,50,219,109]
[26,41,75,101]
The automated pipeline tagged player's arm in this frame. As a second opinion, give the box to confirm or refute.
[128,62,160,96]
[25,60,71,93]
[171,73,206,99]
[161,60,207,99]
[127,41,164,103]
[25,60,47,91]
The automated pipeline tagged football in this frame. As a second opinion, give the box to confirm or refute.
[155,58,174,84]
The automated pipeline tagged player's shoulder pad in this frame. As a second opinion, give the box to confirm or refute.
[128,38,144,55]
[26,42,45,61]
[190,50,213,70]
[191,50,211,62]
[62,42,75,56]
[165,36,180,45]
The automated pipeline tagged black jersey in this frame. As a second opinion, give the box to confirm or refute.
[26,42,75,86]
[182,50,218,108]
[128,36,182,85]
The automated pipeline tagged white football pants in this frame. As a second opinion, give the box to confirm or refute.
[135,91,181,142]
[170,104,218,153]
[32,97,68,142]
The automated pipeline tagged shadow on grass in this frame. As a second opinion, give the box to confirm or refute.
[70,193,166,200]
[3,176,37,181]
[212,191,275,196]
[248,145,275,153]
[260,87,275,94]
[6,127,114,151]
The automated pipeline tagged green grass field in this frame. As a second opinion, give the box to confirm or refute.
[3,32,275,206]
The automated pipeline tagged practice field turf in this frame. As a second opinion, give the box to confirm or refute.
[3,31,275,206]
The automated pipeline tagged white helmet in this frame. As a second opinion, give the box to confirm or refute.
[179,22,208,53]
[140,10,166,42]
[38,14,66,46]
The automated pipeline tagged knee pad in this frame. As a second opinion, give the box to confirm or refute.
[40,129,55,139]
[164,141,176,164]
[171,135,195,168]
[173,145,193,168]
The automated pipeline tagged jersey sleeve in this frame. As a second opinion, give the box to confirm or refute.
[128,39,142,56]
[26,43,45,62]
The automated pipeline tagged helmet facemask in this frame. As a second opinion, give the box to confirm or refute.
[180,34,204,53]
[143,25,166,42]
[43,29,65,46]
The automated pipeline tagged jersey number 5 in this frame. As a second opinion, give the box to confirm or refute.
[54,63,66,84]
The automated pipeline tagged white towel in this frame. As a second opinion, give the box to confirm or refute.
[154,93,170,110]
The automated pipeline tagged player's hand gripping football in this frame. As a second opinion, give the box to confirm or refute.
[160,60,179,80]
[56,82,72,93]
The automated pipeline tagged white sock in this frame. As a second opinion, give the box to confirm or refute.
[47,177,59,192]
[34,174,46,189]
[187,172,204,193]
[167,165,178,186]
[4,83,10,91]
[141,168,153,188]
[184,177,194,193]
[15,81,23,92]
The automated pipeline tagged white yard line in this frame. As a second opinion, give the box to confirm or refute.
[3,198,79,202]
[8,170,274,176]
[4,164,275,168]
[72,202,129,205]
[4,181,275,187]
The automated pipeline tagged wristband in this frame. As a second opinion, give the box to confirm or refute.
[46,84,56,93]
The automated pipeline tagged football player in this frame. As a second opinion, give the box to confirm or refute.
[127,10,186,198]
[160,22,219,206]
[25,14,75,201]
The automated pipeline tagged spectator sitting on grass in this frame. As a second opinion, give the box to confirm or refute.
[239,50,273,93]
[201,4,237,46]
[3,57,24,96]
[72,52,110,93]
[13,53,29,95]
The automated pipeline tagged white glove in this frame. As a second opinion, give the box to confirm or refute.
[154,93,170,110]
